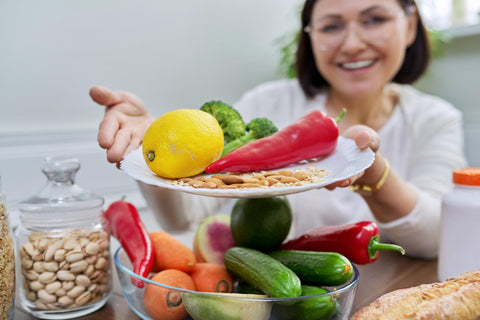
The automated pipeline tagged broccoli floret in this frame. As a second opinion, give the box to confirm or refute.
[221,117,278,157]
[200,100,246,143]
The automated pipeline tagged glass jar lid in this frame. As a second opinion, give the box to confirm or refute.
[19,157,104,226]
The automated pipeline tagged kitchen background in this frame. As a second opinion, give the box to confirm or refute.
[1,0,479,227]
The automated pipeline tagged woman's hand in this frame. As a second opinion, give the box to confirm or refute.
[326,125,382,190]
[89,86,155,166]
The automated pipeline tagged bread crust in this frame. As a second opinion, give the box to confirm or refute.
[351,269,480,320]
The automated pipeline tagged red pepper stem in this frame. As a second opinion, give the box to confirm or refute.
[367,235,405,259]
[335,108,346,123]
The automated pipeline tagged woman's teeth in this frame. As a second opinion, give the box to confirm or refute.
[341,60,375,70]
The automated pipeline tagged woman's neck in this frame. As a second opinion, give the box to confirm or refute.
[325,86,397,132]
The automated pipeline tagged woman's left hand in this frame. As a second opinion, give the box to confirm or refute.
[325,125,381,190]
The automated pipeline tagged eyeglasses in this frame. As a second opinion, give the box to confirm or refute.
[304,8,411,51]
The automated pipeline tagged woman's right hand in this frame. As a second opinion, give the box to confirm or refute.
[89,86,155,166]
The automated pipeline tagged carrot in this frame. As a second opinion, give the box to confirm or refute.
[150,231,196,272]
[189,262,234,293]
[143,269,196,320]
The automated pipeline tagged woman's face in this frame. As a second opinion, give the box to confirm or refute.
[308,0,417,97]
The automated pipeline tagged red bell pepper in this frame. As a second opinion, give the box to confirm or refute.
[280,221,405,265]
[205,109,344,173]
[103,199,154,288]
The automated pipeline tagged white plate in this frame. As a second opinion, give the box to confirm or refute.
[120,136,375,198]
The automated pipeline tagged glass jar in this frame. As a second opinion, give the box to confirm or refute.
[0,177,16,320]
[16,157,111,319]
[438,168,480,281]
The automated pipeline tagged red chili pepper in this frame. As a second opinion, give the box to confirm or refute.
[205,109,345,173]
[103,200,154,288]
[280,221,405,265]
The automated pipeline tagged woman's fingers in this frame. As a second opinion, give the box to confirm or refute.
[105,128,132,164]
[323,125,380,190]
[89,86,122,107]
[343,125,380,153]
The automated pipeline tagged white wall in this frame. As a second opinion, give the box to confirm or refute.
[0,1,302,214]
[415,32,480,166]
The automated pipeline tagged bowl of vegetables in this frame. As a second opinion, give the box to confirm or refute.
[114,245,359,320]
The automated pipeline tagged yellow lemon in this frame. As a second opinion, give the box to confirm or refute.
[142,109,224,179]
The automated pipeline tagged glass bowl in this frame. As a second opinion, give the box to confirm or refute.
[114,246,359,320]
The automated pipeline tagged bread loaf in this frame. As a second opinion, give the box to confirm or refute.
[350,269,480,320]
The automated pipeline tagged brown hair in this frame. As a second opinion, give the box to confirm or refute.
[296,0,431,98]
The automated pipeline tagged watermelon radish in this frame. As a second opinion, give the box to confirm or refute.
[193,214,236,266]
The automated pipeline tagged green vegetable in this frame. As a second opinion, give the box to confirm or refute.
[224,247,302,298]
[269,250,353,286]
[272,285,336,320]
[183,292,272,320]
[221,117,278,157]
[200,100,246,143]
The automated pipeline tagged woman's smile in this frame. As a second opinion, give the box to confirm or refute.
[338,59,378,71]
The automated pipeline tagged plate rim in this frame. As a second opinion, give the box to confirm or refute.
[120,136,375,198]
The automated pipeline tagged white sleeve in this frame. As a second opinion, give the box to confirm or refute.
[378,185,440,258]
[138,182,232,232]
[378,98,467,258]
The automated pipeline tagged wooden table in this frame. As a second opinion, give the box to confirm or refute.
[14,250,439,320]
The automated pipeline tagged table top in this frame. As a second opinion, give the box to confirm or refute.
[14,250,439,320]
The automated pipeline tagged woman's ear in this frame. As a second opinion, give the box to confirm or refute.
[406,6,418,47]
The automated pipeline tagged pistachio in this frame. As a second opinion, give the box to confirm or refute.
[33,261,45,273]
[57,295,74,307]
[67,286,86,299]
[95,257,106,270]
[63,238,79,250]
[70,260,88,273]
[76,275,91,288]
[62,281,75,291]
[84,265,95,277]
[79,237,90,247]
[43,261,59,272]
[85,255,97,265]
[57,270,75,281]
[26,291,37,302]
[38,272,56,284]
[35,300,47,310]
[85,242,100,256]
[21,257,34,269]
[24,270,40,281]
[55,288,66,297]
[29,281,45,292]
[75,291,92,306]
[23,242,37,257]
[38,289,57,304]
[44,240,64,261]
[45,281,62,294]
[65,251,84,263]
[54,249,66,262]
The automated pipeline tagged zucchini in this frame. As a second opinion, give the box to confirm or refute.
[224,247,302,298]
[269,250,353,286]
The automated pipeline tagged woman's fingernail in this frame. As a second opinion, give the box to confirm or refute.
[339,179,350,187]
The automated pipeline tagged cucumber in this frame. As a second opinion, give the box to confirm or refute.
[183,292,272,320]
[224,247,302,298]
[235,281,264,295]
[272,285,336,320]
[269,250,353,286]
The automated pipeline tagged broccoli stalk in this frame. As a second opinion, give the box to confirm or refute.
[221,117,278,157]
[200,101,246,143]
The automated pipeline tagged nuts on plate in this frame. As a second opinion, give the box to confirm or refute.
[172,167,329,190]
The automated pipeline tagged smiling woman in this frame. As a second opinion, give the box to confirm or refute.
[90,0,467,260]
